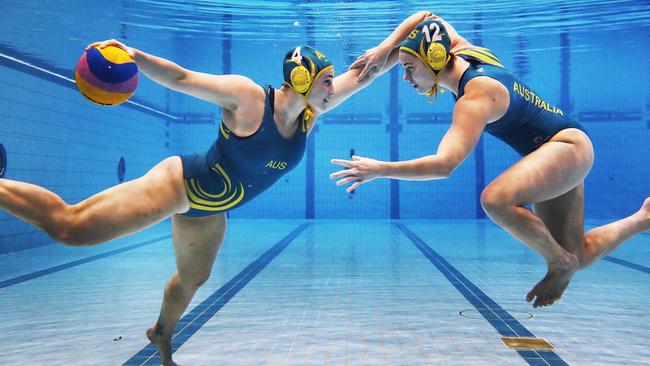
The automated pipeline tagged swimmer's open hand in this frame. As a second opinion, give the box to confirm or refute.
[330,155,385,193]
[85,39,136,58]
[424,13,442,22]
[349,45,391,82]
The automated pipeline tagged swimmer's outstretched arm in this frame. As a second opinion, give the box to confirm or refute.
[85,40,258,112]
[319,47,398,112]
[319,12,432,112]
[426,14,472,51]
[331,78,503,192]
[351,11,433,81]
[352,12,478,81]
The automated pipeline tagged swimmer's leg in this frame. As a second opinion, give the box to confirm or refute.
[147,213,226,366]
[0,156,189,245]
[580,197,650,265]
[536,191,650,271]
[480,129,594,308]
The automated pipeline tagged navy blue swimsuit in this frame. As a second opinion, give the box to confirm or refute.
[180,86,308,217]
[455,54,586,156]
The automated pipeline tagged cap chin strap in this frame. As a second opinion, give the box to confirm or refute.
[301,106,316,132]
[283,81,313,112]
[283,83,317,133]
[425,76,444,98]
[302,79,320,132]
[424,68,446,99]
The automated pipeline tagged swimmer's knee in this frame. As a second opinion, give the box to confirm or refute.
[179,271,211,289]
[480,186,511,216]
[193,275,210,289]
[150,156,183,179]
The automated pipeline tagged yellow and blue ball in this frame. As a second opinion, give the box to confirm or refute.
[74,46,138,106]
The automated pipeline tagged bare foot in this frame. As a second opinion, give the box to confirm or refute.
[526,254,580,308]
[146,324,179,366]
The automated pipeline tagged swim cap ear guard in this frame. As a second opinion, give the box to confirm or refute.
[283,45,333,99]
[289,64,312,94]
[399,20,452,99]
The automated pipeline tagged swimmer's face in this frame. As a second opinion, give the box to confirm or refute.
[399,53,435,95]
[308,69,335,112]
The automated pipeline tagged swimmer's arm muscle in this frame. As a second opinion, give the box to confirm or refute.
[378,11,433,51]
[132,49,254,111]
[350,11,432,82]
[322,47,399,112]
[380,89,493,180]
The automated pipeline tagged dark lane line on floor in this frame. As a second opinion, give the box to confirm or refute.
[124,224,309,366]
[397,223,569,366]
[0,235,171,289]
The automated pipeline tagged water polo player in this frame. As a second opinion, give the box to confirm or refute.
[0,17,434,364]
[331,13,650,309]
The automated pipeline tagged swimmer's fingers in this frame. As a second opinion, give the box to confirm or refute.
[84,41,103,51]
[335,176,357,186]
[332,173,364,193]
[354,46,389,82]
[331,158,354,168]
[349,57,364,69]
[85,39,135,57]
[330,167,358,179]
[424,13,441,21]
[346,180,363,193]
[349,53,368,70]
[85,39,121,51]
[356,64,379,83]
[101,39,126,49]
[348,46,384,81]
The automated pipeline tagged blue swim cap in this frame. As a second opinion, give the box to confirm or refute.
[400,20,452,98]
[283,45,333,98]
